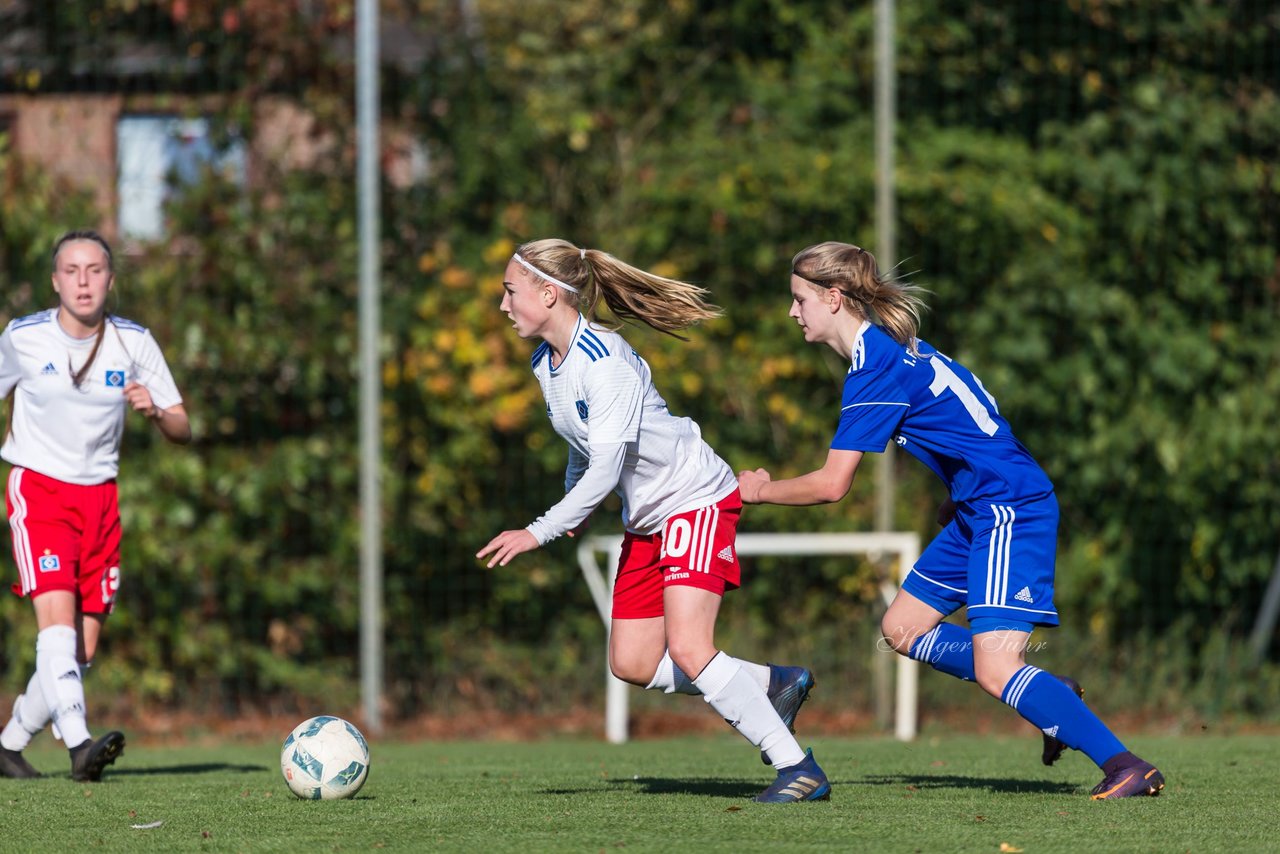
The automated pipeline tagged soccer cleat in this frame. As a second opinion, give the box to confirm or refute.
[69,730,126,782]
[755,749,831,803]
[1042,674,1085,766]
[0,746,42,779]
[1090,756,1165,800]
[760,664,815,765]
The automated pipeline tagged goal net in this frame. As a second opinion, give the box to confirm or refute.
[575,531,922,744]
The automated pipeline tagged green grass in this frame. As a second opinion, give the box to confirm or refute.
[2,732,1275,852]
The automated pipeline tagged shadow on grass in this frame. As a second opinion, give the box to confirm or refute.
[543,777,762,799]
[108,763,271,776]
[857,773,1081,795]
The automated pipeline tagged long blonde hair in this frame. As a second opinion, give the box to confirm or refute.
[514,239,720,339]
[791,241,928,350]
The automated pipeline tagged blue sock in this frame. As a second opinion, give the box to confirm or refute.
[1001,665,1125,767]
[908,623,975,682]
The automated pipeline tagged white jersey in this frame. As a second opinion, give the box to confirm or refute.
[527,316,736,540]
[0,309,183,485]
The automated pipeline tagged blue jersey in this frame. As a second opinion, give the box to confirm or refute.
[831,322,1053,504]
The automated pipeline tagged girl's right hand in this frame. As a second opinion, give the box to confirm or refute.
[476,529,540,568]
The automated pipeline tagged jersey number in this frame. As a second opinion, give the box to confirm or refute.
[662,519,693,559]
[928,357,998,436]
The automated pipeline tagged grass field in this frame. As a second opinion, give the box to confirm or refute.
[1,731,1275,852]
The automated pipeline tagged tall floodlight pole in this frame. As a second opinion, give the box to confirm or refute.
[356,0,384,735]
[873,0,905,735]
[874,0,896,534]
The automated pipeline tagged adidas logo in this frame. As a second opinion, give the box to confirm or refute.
[1042,725,1059,738]
[41,362,57,376]
[1014,586,1034,603]
[781,775,822,799]
[717,545,734,562]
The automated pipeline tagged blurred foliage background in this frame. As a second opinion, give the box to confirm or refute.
[0,0,1277,732]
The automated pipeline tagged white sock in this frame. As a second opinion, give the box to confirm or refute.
[0,672,52,751]
[645,651,701,695]
[692,652,806,768]
[36,626,91,748]
[739,660,771,693]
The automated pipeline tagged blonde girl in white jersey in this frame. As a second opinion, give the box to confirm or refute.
[477,239,830,802]
[0,230,190,782]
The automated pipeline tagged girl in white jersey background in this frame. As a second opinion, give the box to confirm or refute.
[0,230,191,781]
[738,241,1163,800]
[477,238,830,803]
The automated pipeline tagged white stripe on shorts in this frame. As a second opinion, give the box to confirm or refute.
[695,504,718,574]
[985,504,1016,606]
[7,467,34,594]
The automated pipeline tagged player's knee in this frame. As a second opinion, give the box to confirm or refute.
[973,667,1007,698]
[608,653,655,687]
[664,639,713,680]
[972,656,1017,698]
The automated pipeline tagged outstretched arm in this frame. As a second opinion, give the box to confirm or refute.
[738,448,864,506]
[477,442,627,568]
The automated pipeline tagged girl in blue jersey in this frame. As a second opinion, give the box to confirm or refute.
[738,241,1163,799]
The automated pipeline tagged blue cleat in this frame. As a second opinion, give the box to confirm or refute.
[1042,674,1085,766]
[1090,754,1164,800]
[755,749,831,803]
[761,664,815,765]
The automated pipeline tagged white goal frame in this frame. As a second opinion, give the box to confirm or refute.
[576,531,922,744]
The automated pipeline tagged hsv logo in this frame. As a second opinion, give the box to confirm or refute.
[105,370,125,387]
[38,554,61,572]
[575,400,589,420]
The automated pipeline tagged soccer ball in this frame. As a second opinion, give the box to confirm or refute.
[280,715,370,800]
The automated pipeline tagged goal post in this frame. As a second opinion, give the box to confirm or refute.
[575,531,922,744]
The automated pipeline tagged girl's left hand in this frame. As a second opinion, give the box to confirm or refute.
[737,467,772,503]
[123,382,160,419]
[476,529,539,568]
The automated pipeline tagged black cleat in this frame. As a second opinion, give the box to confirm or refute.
[0,746,42,779]
[1042,675,1084,766]
[70,731,126,782]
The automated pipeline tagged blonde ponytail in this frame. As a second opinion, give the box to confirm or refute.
[514,239,720,339]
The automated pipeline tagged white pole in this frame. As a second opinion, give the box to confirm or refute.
[356,0,384,735]
[874,0,898,537]
[874,0,902,738]
[895,538,919,741]
[602,542,629,744]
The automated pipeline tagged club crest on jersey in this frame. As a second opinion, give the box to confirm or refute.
[575,400,589,420]
[38,554,61,572]
[105,370,125,388]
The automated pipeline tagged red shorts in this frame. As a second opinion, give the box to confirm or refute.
[6,467,122,615]
[612,490,743,620]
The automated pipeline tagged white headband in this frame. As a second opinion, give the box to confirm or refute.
[512,253,579,294]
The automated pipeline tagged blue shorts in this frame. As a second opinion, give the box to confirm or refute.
[902,494,1060,629]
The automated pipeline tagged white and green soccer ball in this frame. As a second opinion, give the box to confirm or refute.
[280,715,370,800]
